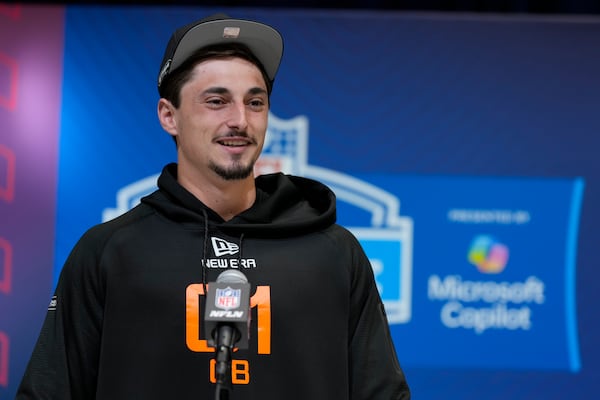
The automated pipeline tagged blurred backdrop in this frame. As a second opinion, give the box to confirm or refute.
[1,1,600,399]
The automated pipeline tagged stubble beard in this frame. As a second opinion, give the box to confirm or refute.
[209,158,255,181]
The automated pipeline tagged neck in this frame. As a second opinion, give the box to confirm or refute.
[177,167,256,221]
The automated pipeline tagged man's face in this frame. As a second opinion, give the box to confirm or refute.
[165,57,269,181]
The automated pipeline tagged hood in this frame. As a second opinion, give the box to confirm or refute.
[141,163,336,238]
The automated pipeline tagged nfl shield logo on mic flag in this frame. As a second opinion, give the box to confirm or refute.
[215,287,241,310]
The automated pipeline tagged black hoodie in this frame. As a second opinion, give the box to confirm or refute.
[16,163,410,400]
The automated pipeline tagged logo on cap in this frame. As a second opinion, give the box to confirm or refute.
[223,27,240,38]
[157,59,172,87]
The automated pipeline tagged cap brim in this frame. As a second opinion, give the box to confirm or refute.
[170,18,284,82]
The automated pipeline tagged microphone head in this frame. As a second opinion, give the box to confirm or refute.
[216,269,248,284]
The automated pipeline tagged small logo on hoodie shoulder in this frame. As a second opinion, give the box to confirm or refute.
[48,295,57,311]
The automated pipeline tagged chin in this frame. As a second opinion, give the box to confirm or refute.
[210,162,255,181]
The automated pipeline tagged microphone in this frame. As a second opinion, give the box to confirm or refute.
[204,269,251,398]
[205,269,251,349]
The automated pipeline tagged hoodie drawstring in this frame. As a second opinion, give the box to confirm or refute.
[201,208,209,295]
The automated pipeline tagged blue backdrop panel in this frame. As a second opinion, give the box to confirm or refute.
[49,5,600,400]
[351,175,583,372]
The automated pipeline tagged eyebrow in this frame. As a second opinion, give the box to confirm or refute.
[202,87,229,96]
[248,87,268,96]
[202,86,268,96]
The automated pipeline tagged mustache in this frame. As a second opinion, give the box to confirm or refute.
[217,131,257,144]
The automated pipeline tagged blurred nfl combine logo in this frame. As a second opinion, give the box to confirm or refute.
[103,112,414,324]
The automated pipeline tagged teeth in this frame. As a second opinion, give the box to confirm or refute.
[221,140,246,146]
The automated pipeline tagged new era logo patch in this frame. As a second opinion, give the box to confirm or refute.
[211,237,239,257]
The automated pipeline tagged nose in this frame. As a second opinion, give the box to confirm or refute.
[226,103,249,132]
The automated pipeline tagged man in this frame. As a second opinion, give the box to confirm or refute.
[16,14,410,399]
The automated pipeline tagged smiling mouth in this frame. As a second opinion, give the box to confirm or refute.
[218,139,250,147]
[215,134,255,147]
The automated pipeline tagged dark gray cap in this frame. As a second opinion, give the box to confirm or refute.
[157,13,284,88]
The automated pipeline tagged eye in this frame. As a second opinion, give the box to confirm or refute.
[248,98,266,110]
[206,97,227,107]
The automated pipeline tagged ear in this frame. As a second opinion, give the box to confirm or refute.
[157,98,178,138]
